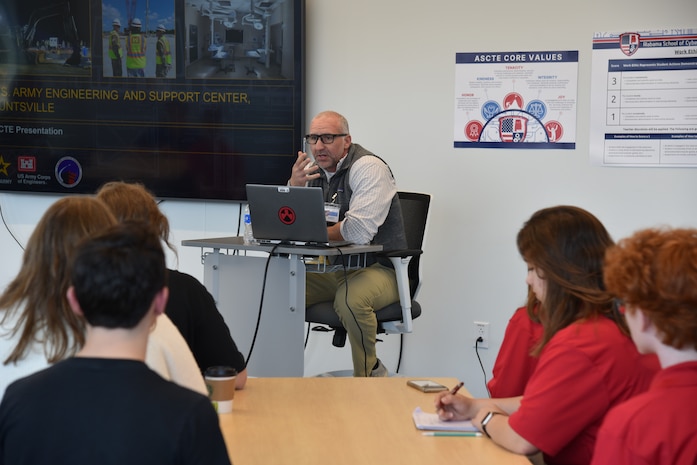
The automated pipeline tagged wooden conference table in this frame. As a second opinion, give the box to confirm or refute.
[218,377,530,465]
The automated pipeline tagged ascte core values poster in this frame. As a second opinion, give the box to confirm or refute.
[453,50,578,150]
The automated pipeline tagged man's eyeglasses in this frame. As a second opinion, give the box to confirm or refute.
[304,133,347,145]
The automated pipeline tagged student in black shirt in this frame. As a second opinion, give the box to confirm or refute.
[0,223,231,465]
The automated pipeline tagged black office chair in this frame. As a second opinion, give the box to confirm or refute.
[305,191,431,351]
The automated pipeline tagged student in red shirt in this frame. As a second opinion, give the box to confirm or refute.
[435,206,659,465]
[487,289,543,398]
[592,227,697,465]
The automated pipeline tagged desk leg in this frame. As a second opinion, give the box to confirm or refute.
[289,254,300,313]
[208,249,220,304]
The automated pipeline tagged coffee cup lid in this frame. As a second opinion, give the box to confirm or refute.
[205,366,237,377]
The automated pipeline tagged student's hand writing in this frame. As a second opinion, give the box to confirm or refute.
[434,391,476,421]
[289,151,320,186]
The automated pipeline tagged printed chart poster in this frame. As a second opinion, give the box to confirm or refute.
[590,28,697,167]
[454,50,578,149]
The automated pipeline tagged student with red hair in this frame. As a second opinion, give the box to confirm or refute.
[593,227,697,465]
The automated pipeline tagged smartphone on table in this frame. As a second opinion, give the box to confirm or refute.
[407,380,448,393]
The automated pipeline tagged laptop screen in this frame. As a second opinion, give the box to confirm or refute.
[246,184,332,244]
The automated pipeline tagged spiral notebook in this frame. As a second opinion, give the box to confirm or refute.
[412,407,479,432]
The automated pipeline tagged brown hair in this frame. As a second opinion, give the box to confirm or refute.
[95,181,176,257]
[604,228,697,350]
[1,196,116,364]
[525,286,540,324]
[516,206,623,354]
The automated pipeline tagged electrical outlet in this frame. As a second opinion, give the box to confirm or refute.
[474,321,490,349]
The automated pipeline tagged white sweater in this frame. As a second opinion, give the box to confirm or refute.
[0,312,206,401]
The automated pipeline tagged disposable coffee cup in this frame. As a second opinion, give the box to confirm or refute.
[204,366,237,414]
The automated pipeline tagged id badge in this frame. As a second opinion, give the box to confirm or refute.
[324,203,340,224]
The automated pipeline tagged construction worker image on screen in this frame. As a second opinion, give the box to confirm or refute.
[109,19,123,77]
[126,18,146,77]
[155,24,172,78]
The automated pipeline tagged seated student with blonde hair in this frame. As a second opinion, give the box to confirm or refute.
[592,227,697,465]
[96,181,247,388]
[0,223,231,464]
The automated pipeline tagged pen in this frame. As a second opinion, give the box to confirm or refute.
[422,431,482,437]
[449,381,464,395]
[435,381,465,416]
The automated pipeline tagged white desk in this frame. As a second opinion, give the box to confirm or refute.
[181,236,381,377]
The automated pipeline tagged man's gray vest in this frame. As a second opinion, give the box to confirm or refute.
[308,143,407,265]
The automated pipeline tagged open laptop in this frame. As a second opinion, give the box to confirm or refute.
[246,184,352,247]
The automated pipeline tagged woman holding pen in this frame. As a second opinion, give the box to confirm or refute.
[435,206,659,465]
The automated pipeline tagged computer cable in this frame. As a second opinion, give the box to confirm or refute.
[244,242,280,366]
[304,321,312,348]
[236,203,243,237]
[396,335,405,373]
[0,197,25,251]
[305,245,369,376]
[336,246,374,377]
[475,337,491,397]
[231,202,244,256]
[302,244,372,377]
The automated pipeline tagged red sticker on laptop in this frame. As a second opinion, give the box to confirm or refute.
[278,206,296,225]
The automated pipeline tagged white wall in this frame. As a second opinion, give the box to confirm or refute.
[1,0,696,397]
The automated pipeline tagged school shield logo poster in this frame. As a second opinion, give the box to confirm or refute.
[499,116,528,143]
[619,33,640,56]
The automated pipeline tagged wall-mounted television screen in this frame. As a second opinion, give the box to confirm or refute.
[0,0,304,201]
[225,29,244,44]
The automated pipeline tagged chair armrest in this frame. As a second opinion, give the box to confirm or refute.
[376,249,422,334]
[378,249,423,259]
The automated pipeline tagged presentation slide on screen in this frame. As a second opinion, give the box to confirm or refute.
[0,0,303,200]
